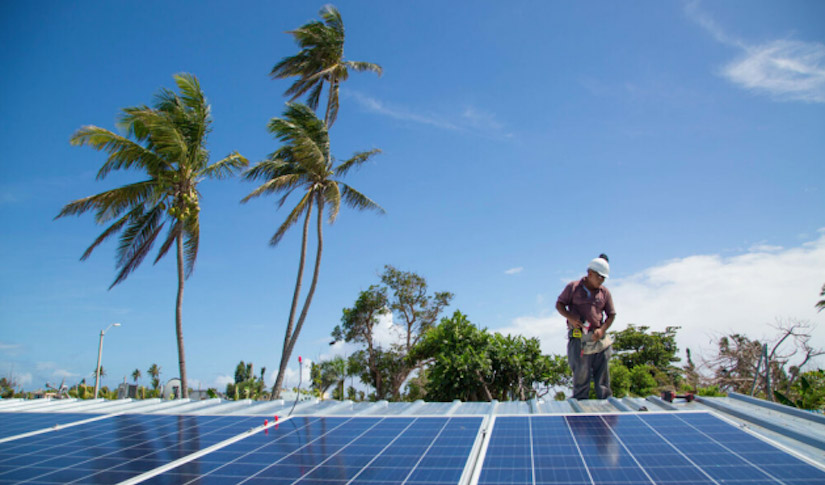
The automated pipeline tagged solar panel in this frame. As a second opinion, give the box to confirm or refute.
[0,414,262,484]
[0,412,102,440]
[141,416,483,484]
[478,412,825,485]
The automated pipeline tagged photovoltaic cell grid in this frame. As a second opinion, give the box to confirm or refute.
[479,412,825,485]
[0,412,101,440]
[0,413,262,484]
[142,416,483,485]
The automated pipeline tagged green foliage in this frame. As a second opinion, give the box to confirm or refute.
[609,362,630,398]
[226,361,267,400]
[612,325,681,372]
[774,370,825,410]
[695,385,725,397]
[332,266,452,400]
[817,283,825,312]
[271,4,382,127]
[1,377,17,399]
[311,356,349,400]
[148,363,161,390]
[410,311,563,401]
[628,365,658,396]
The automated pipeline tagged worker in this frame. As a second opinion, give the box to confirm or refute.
[555,254,616,399]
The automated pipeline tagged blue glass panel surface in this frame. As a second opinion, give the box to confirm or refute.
[0,412,102,440]
[0,413,262,484]
[479,413,825,485]
[145,416,482,485]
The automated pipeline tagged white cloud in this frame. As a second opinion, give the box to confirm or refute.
[724,40,825,103]
[214,374,234,389]
[498,232,825,368]
[347,90,512,138]
[0,342,23,356]
[686,2,825,103]
[16,372,32,386]
[505,267,524,275]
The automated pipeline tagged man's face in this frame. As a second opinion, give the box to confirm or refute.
[586,269,606,289]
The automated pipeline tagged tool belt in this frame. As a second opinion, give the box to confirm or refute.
[569,329,613,354]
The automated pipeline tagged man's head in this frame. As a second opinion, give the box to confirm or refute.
[586,257,609,288]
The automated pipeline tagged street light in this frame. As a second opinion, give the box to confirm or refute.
[93,322,121,399]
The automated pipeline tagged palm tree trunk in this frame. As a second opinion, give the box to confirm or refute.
[281,194,325,385]
[175,231,188,399]
[271,197,314,399]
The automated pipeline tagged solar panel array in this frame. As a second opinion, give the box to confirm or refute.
[480,413,825,485]
[0,414,261,483]
[143,416,482,484]
[1,410,823,485]
[0,412,101,440]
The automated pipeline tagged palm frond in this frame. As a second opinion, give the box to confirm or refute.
[334,148,381,177]
[70,126,164,180]
[339,183,385,214]
[79,205,143,261]
[271,191,312,246]
[323,182,341,223]
[325,78,340,127]
[183,216,199,278]
[241,172,303,203]
[306,81,324,112]
[153,220,181,265]
[110,204,166,288]
[242,159,298,182]
[319,4,344,34]
[56,180,158,224]
[173,73,206,113]
[345,60,383,76]
[202,152,248,179]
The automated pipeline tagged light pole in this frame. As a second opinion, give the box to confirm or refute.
[93,323,121,399]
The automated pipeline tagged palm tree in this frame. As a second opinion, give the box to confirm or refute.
[148,363,161,391]
[817,283,825,312]
[243,103,383,399]
[271,4,382,128]
[92,366,106,379]
[56,74,247,398]
[131,368,141,384]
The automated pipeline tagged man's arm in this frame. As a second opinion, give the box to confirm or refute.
[555,301,584,329]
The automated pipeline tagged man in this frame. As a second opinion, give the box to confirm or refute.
[555,255,616,399]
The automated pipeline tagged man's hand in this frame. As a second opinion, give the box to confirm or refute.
[569,319,584,329]
[592,327,605,341]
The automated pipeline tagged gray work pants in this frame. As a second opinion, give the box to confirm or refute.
[567,336,612,399]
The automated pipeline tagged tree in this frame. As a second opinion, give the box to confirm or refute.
[332,266,453,400]
[704,319,824,398]
[774,369,825,411]
[410,311,561,402]
[148,363,161,391]
[612,325,681,371]
[332,285,390,397]
[132,368,141,384]
[612,325,682,387]
[243,103,383,399]
[57,74,248,398]
[92,366,106,379]
[226,361,267,400]
[817,283,825,312]
[271,4,382,128]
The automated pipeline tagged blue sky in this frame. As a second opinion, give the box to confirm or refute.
[1,1,823,393]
